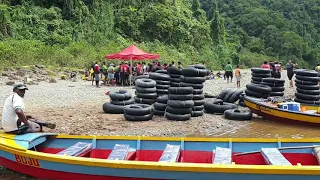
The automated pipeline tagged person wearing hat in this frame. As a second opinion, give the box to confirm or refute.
[1,84,56,134]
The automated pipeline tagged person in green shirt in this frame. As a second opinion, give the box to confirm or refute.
[114,63,120,85]
[225,62,233,83]
[101,62,108,85]
[107,64,115,86]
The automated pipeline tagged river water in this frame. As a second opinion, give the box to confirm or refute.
[2,118,320,179]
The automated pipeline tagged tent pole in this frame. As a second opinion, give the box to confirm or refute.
[130,57,132,86]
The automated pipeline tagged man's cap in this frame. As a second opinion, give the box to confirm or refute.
[125,62,128,64]
[13,84,28,91]
[110,63,114,66]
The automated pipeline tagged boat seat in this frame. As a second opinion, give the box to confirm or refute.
[158,144,181,162]
[313,147,320,165]
[107,144,131,160]
[56,142,92,157]
[261,148,292,165]
[213,147,232,164]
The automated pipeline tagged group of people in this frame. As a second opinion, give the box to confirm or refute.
[85,61,184,87]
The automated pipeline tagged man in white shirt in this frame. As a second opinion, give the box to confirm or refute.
[2,84,56,134]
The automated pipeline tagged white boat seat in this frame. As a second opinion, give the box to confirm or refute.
[158,144,181,162]
[107,144,131,160]
[261,148,292,165]
[57,142,92,157]
[213,147,232,164]
[313,147,320,165]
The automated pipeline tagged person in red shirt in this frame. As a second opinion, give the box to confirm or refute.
[123,62,130,86]
[93,62,101,88]
[261,61,270,69]
[162,63,167,70]
[119,62,125,86]
[136,62,142,76]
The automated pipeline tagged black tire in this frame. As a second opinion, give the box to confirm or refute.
[170,82,180,87]
[296,88,320,95]
[294,69,319,77]
[295,93,320,101]
[156,84,170,89]
[251,68,271,74]
[217,88,232,99]
[156,95,169,103]
[295,83,320,90]
[245,90,269,99]
[260,82,284,87]
[149,72,171,81]
[193,89,204,94]
[153,108,165,116]
[223,88,237,102]
[135,75,149,80]
[296,75,320,82]
[251,80,261,84]
[204,101,238,114]
[204,93,216,98]
[134,97,155,105]
[294,98,320,105]
[224,109,252,121]
[136,92,158,99]
[153,102,167,111]
[165,112,191,121]
[124,114,153,121]
[239,93,246,101]
[295,79,318,85]
[193,94,205,100]
[170,78,181,83]
[262,78,285,84]
[194,99,205,106]
[124,104,153,116]
[169,74,181,78]
[188,64,206,69]
[271,86,285,92]
[136,87,156,93]
[168,87,194,94]
[102,103,125,114]
[169,94,193,100]
[252,76,263,82]
[111,98,135,106]
[136,78,157,88]
[155,80,170,85]
[167,100,194,108]
[166,106,192,114]
[156,70,168,74]
[180,82,204,89]
[181,67,209,77]
[213,98,224,105]
[167,67,181,75]
[192,105,204,111]
[269,92,284,97]
[180,76,206,84]
[251,73,271,78]
[156,89,169,95]
[191,110,204,117]
[109,90,132,101]
[246,84,272,94]
[228,88,245,103]
[238,100,247,107]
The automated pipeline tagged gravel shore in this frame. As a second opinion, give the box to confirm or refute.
[0,69,295,137]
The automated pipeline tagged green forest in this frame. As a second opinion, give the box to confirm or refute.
[0,0,319,70]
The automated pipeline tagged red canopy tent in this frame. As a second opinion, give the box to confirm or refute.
[105,44,160,85]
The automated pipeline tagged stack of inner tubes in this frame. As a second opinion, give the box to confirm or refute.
[238,92,246,107]
[245,83,272,99]
[294,69,320,105]
[149,72,171,96]
[181,65,209,117]
[251,68,272,84]
[153,95,169,116]
[165,87,194,121]
[124,104,153,121]
[135,78,157,105]
[103,90,134,114]
[261,78,285,97]
[204,99,238,114]
[217,88,246,103]
[167,67,182,87]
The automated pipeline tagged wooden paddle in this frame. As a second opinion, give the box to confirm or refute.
[234,145,320,156]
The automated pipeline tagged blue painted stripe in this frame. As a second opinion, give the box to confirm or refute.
[185,142,229,151]
[232,142,278,152]
[281,143,320,153]
[140,140,180,150]
[0,150,320,180]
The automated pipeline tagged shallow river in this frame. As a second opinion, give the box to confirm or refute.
[1,118,320,179]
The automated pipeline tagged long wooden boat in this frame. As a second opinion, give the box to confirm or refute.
[1,132,320,179]
[244,96,320,125]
